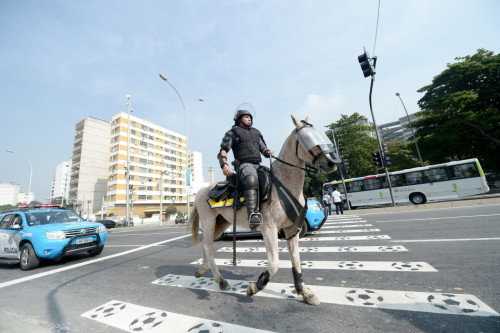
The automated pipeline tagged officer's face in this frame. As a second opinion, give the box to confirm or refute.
[240,115,253,127]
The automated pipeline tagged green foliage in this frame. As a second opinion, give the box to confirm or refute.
[165,204,177,215]
[415,48,500,172]
[326,113,379,177]
[384,140,421,171]
[0,205,16,213]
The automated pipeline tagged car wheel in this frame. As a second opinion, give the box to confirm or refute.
[299,222,309,238]
[410,192,427,204]
[20,243,40,271]
[88,246,104,256]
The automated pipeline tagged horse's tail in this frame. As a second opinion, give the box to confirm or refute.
[188,204,200,245]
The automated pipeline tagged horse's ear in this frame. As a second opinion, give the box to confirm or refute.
[291,115,304,129]
[305,116,312,124]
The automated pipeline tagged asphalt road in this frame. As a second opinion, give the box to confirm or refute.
[0,202,499,332]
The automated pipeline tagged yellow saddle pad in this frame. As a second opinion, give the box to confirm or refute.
[207,197,245,208]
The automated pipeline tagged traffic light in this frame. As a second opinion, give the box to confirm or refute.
[372,151,382,167]
[358,51,375,77]
[385,155,392,167]
[342,158,350,174]
[382,143,388,154]
[337,141,344,153]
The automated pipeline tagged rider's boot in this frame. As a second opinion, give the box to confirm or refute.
[244,175,261,230]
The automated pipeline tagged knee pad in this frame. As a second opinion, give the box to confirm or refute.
[244,175,259,190]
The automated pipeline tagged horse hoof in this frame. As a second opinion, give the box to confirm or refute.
[195,272,202,278]
[219,281,231,291]
[246,283,256,297]
[303,294,321,306]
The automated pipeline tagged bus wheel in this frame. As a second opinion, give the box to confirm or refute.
[410,193,427,204]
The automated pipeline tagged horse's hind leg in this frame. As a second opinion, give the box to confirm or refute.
[286,227,320,305]
[195,216,231,291]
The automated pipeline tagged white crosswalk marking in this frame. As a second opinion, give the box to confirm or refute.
[313,228,381,234]
[321,224,373,229]
[236,234,392,242]
[218,245,408,253]
[152,274,499,317]
[191,258,437,272]
[82,300,276,332]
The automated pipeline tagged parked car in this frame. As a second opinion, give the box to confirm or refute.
[96,219,117,229]
[175,212,188,224]
[300,199,328,237]
[0,204,107,270]
[216,199,327,240]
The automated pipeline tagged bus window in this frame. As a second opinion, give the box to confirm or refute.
[423,167,449,182]
[348,180,364,192]
[450,163,478,179]
[390,174,405,187]
[364,178,382,190]
[405,171,424,185]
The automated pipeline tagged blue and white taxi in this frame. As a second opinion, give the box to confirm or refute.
[0,204,107,270]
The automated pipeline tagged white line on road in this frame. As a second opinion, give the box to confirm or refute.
[82,300,275,332]
[191,258,437,272]
[390,237,500,243]
[320,224,373,229]
[217,245,408,253]
[0,234,190,290]
[376,213,500,223]
[236,235,392,242]
[153,274,499,317]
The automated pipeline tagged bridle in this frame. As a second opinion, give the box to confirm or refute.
[271,120,337,174]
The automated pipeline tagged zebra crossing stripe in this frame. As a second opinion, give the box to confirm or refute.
[320,224,373,229]
[81,300,275,332]
[310,228,381,234]
[217,245,408,253]
[152,274,499,317]
[191,258,437,272]
[236,235,392,242]
[325,220,367,224]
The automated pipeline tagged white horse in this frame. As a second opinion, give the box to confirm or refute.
[189,116,340,305]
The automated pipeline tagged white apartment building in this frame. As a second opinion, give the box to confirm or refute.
[50,159,71,204]
[68,117,111,216]
[0,182,20,206]
[105,112,190,221]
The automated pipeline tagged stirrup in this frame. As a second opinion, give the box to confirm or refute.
[249,212,262,230]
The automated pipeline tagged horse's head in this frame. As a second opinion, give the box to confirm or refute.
[292,115,341,173]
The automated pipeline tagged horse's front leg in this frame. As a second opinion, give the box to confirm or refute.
[286,225,320,305]
[246,224,279,297]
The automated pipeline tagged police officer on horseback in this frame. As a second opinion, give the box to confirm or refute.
[218,103,274,230]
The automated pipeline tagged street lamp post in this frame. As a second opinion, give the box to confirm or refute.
[125,94,132,227]
[158,74,204,220]
[395,93,424,166]
[6,149,33,202]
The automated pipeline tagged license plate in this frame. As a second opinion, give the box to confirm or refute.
[75,237,93,245]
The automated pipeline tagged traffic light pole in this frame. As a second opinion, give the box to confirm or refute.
[368,74,395,207]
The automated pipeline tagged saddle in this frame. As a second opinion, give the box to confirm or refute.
[207,166,271,208]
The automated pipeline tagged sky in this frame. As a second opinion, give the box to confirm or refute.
[0,0,498,202]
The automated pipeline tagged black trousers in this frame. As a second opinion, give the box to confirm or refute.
[334,202,344,215]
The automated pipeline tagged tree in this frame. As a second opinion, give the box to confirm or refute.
[415,49,500,172]
[384,140,421,171]
[326,113,379,177]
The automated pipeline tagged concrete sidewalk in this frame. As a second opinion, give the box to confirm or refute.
[341,196,500,215]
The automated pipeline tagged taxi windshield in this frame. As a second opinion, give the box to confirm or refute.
[25,211,84,226]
